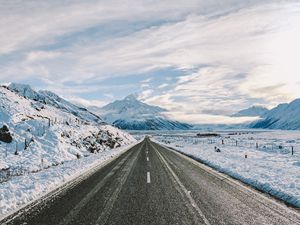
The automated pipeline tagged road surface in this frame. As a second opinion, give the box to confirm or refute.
[2,137,300,225]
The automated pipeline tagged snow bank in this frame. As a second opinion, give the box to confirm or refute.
[0,142,138,219]
[145,130,300,208]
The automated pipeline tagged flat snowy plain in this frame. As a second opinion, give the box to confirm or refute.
[133,129,300,208]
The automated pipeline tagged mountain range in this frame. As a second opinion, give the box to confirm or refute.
[7,82,300,131]
[96,95,300,130]
[8,83,103,124]
[90,94,192,130]
[231,100,300,130]
[250,99,300,130]
[231,106,269,117]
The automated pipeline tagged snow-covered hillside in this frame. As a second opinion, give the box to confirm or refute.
[94,94,192,130]
[8,83,102,124]
[0,84,135,182]
[232,106,269,117]
[251,99,300,130]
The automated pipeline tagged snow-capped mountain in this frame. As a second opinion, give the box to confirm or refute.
[100,94,166,123]
[250,99,300,130]
[95,94,192,130]
[0,84,135,181]
[8,83,103,124]
[232,106,269,117]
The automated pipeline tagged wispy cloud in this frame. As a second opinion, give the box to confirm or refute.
[0,0,232,54]
[67,96,107,108]
[162,111,259,125]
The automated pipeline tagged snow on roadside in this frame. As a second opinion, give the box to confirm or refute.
[0,141,138,219]
[147,130,300,208]
[0,84,137,219]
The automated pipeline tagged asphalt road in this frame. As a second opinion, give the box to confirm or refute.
[2,137,300,225]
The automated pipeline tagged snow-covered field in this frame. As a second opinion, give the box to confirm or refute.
[133,130,300,207]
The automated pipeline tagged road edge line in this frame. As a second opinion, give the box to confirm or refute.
[152,143,211,225]
[151,139,300,219]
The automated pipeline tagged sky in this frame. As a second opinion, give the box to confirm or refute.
[1,0,300,124]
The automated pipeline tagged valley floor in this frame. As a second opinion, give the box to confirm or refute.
[2,138,299,225]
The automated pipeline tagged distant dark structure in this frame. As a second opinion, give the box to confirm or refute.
[0,125,13,143]
[196,133,220,138]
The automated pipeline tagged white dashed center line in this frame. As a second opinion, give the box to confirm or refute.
[147,172,151,183]
[147,157,149,161]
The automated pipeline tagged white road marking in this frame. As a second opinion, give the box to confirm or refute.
[95,146,142,225]
[153,145,211,225]
[147,157,149,161]
[58,151,133,225]
[147,172,151,183]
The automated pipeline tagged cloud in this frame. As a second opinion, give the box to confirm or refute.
[1,0,300,124]
[67,96,107,107]
[22,0,298,90]
[139,89,154,100]
[143,68,244,123]
[162,111,259,124]
[1,0,247,54]
[140,78,152,88]
[26,51,61,62]
[158,83,168,89]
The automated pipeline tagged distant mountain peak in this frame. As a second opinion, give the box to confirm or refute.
[9,82,32,90]
[232,105,269,117]
[101,95,164,118]
[251,98,300,130]
[8,82,40,100]
[289,98,300,106]
[96,95,191,130]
